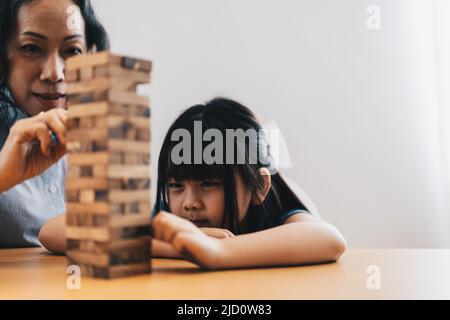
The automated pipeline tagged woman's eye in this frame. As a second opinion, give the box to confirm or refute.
[64,47,83,57]
[20,44,42,56]
[201,181,222,188]
[167,183,183,190]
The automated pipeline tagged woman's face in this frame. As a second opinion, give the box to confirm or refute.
[6,0,87,116]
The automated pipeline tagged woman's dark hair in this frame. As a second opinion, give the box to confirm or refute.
[0,0,110,98]
[156,98,308,234]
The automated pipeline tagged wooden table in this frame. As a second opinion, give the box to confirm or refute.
[0,248,449,299]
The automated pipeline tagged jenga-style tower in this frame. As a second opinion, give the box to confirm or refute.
[65,52,152,279]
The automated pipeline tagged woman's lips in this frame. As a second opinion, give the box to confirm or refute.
[32,92,66,108]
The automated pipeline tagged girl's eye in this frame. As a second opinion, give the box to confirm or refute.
[64,47,83,57]
[20,44,42,56]
[167,182,184,190]
[201,181,222,189]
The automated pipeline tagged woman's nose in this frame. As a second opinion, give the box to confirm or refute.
[40,53,65,84]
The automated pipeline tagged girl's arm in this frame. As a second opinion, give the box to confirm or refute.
[152,211,346,270]
[39,213,234,259]
[38,214,181,257]
[216,213,347,269]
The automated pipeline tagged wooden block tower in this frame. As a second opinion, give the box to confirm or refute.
[64,52,152,279]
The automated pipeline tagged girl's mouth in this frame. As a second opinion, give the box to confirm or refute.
[32,92,66,108]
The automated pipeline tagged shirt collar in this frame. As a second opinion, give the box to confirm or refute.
[0,86,28,130]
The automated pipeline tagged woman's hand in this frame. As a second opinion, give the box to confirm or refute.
[151,211,228,269]
[0,108,67,192]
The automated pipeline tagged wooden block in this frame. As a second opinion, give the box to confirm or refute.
[67,166,81,178]
[67,250,109,267]
[67,77,143,95]
[110,214,150,228]
[80,67,94,81]
[66,178,108,191]
[66,69,79,82]
[123,153,137,164]
[79,166,93,177]
[79,190,95,204]
[80,117,95,129]
[107,165,149,179]
[66,118,80,130]
[76,262,151,279]
[67,77,111,95]
[110,225,151,240]
[106,237,151,251]
[67,141,81,152]
[100,65,150,84]
[66,226,110,242]
[67,202,110,215]
[108,190,150,203]
[94,66,108,78]
[65,190,79,202]
[123,178,150,190]
[137,129,150,142]
[67,91,108,105]
[108,90,149,108]
[67,127,108,141]
[68,102,109,119]
[121,56,152,73]
[66,212,109,227]
[66,51,112,71]
[108,140,150,154]
[68,152,109,166]
[93,165,107,178]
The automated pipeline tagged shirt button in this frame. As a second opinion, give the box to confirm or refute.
[49,185,57,194]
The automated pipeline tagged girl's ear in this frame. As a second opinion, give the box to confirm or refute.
[252,168,271,205]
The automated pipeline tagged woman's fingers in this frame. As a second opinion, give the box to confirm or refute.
[34,122,52,156]
[36,109,67,146]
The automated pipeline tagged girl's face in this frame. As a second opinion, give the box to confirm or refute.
[167,174,252,228]
[6,0,87,116]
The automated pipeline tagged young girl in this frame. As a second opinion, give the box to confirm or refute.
[40,98,346,269]
[149,98,346,269]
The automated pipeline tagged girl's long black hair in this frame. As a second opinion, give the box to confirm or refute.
[156,98,308,234]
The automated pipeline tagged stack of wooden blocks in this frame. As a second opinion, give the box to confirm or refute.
[65,52,152,279]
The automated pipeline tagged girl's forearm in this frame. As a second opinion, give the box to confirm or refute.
[39,214,182,259]
[217,221,347,269]
[151,239,182,258]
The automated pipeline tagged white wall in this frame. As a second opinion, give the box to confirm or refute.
[91,0,450,248]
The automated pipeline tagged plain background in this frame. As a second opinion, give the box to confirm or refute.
[91,0,450,248]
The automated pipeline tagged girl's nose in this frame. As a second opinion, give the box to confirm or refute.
[182,190,203,214]
[40,53,65,84]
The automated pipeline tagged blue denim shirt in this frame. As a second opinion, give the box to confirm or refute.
[0,93,66,247]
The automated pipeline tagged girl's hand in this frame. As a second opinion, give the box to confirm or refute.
[199,227,235,239]
[151,211,227,269]
[0,109,67,192]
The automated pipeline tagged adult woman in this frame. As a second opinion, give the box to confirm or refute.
[0,0,109,247]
